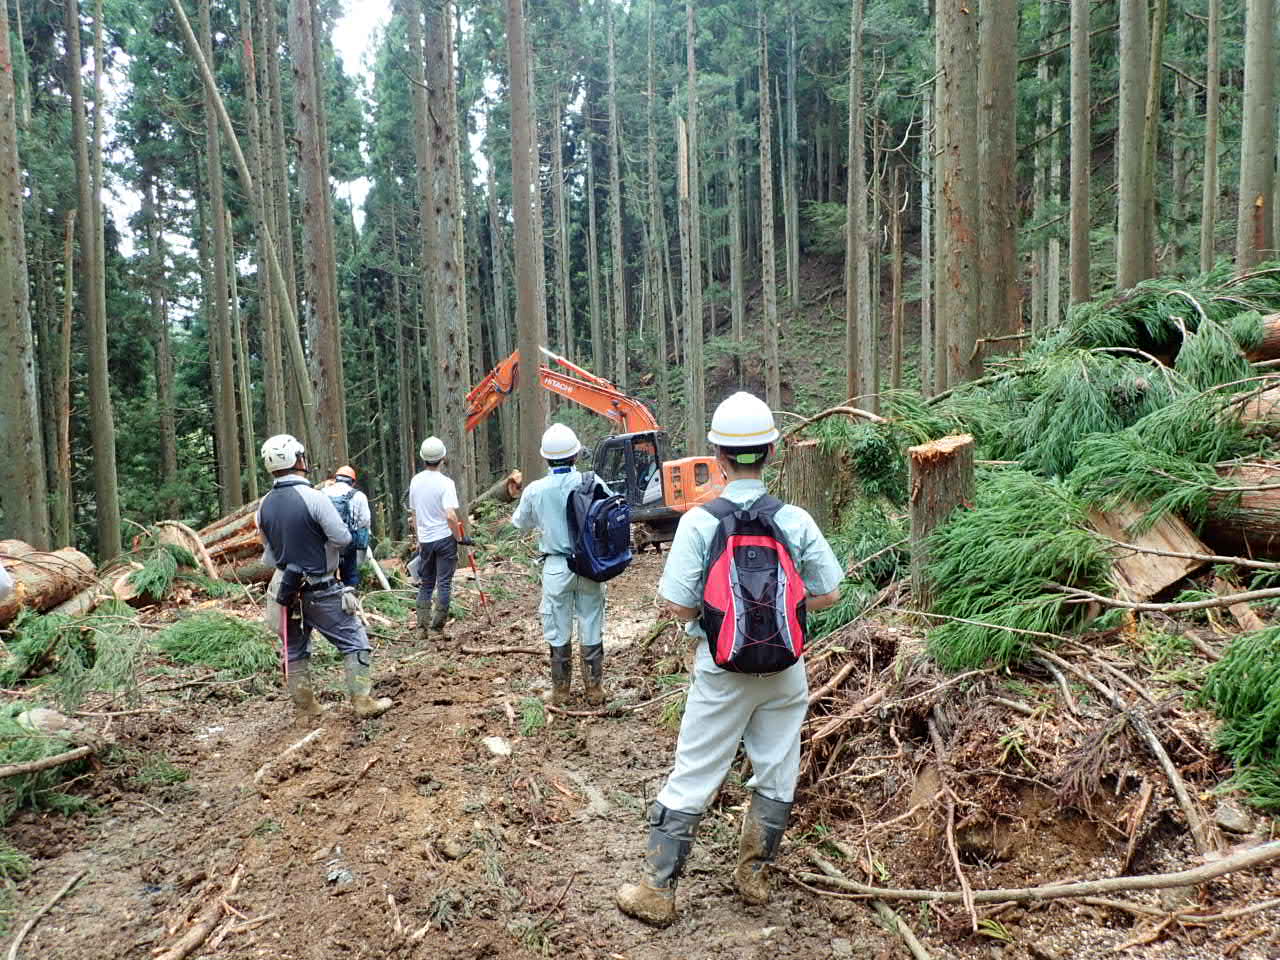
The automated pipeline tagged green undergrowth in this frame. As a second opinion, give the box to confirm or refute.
[362,590,417,618]
[0,703,97,826]
[127,542,198,601]
[153,612,280,678]
[0,604,145,711]
[1200,627,1280,809]
[924,469,1110,671]
[808,498,907,642]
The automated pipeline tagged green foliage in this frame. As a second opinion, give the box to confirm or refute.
[126,542,198,602]
[925,470,1111,671]
[1201,627,1280,769]
[153,613,280,678]
[801,201,848,257]
[130,753,190,789]
[0,703,94,825]
[0,606,145,711]
[362,590,417,618]
[518,697,545,737]
[1174,319,1254,391]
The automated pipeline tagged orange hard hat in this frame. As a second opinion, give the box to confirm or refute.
[335,465,357,481]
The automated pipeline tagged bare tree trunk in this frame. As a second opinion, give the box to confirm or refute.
[1140,0,1167,278]
[0,0,49,548]
[66,0,120,558]
[585,119,604,376]
[1236,0,1276,269]
[142,167,178,518]
[227,217,258,502]
[200,0,242,511]
[486,162,516,465]
[606,1,628,391]
[425,0,470,509]
[784,7,800,323]
[389,201,415,515]
[1047,88,1062,328]
[978,0,1017,340]
[1069,0,1091,303]
[506,0,547,483]
[647,4,671,432]
[920,91,934,393]
[1198,0,1220,273]
[678,116,696,452]
[728,115,746,349]
[1116,0,1149,290]
[935,0,980,387]
[288,0,345,472]
[890,166,903,390]
[685,0,706,443]
[53,210,76,544]
[760,10,781,411]
[550,81,571,360]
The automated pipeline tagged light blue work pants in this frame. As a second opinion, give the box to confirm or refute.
[656,641,809,813]
[539,555,605,648]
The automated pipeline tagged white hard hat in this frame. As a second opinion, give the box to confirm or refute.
[707,392,780,447]
[261,434,306,472]
[540,423,582,460]
[420,436,447,463]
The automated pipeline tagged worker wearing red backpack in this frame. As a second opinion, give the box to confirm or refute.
[616,391,843,927]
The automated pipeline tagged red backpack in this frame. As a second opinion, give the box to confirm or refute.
[699,496,807,674]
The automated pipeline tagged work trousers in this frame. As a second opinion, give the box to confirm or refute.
[338,545,361,588]
[274,580,371,663]
[539,555,605,648]
[656,641,808,814]
[416,535,458,611]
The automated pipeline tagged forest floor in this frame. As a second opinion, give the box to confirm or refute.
[4,547,1279,960]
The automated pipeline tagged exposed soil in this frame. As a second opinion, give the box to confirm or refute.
[4,551,1279,960]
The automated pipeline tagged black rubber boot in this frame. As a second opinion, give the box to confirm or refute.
[580,644,605,706]
[733,792,792,905]
[549,645,572,705]
[616,803,701,927]
[430,602,449,632]
[416,603,432,640]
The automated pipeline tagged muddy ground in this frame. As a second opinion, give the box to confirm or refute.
[4,551,1279,960]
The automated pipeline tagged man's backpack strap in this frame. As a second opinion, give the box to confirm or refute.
[702,497,738,521]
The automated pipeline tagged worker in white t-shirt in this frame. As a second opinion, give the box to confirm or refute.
[0,560,13,603]
[407,436,472,635]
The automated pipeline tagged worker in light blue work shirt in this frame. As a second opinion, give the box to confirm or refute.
[617,391,844,928]
[511,423,610,706]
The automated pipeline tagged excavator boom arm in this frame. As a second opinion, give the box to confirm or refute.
[465,349,659,434]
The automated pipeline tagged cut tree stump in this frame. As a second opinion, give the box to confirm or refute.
[909,435,975,611]
[0,543,97,627]
[783,439,852,532]
[1089,504,1209,602]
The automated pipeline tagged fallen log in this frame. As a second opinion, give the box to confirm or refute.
[1242,311,1280,363]
[471,470,523,511]
[48,585,105,618]
[1203,464,1280,556]
[217,559,273,585]
[154,521,219,579]
[197,497,262,548]
[0,544,97,627]
[1089,504,1208,601]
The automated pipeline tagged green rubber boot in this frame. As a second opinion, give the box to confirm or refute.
[343,652,393,718]
[733,792,792,906]
[616,803,701,927]
[285,658,326,722]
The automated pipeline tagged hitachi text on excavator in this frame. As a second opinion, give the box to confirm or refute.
[465,348,727,547]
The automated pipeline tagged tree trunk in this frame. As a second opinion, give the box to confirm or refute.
[142,166,178,518]
[1140,0,1167,279]
[845,0,869,401]
[485,163,516,467]
[783,440,851,533]
[550,81,571,360]
[890,166,903,390]
[760,10,781,412]
[227,216,258,502]
[978,0,1017,341]
[678,115,697,453]
[685,0,706,444]
[505,0,547,483]
[288,0,344,472]
[728,114,746,350]
[647,4,671,432]
[53,210,75,546]
[66,0,121,559]
[425,0,470,510]
[0,542,96,626]
[1202,465,1280,558]
[1199,0,1220,273]
[1047,88,1062,328]
[1069,0,1092,304]
[909,434,975,611]
[200,0,242,513]
[1116,0,1149,290]
[935,0,979,388]
[920,91,934,393]
[784,8,800,323]
[606,1,628,391]
[1235,0,1276,270]
[0,0,49,549]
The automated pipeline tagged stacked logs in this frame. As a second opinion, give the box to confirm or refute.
[0,541,97,627]
[196,496,271,583]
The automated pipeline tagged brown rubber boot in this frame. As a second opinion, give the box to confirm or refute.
[733,793,792,906]
[416,603,433,641]
[616,803,700,927]
[549,645,572,706]
[343,652,393,718]
[580,644,605,706]
[286,659,326,722]
[430,602,449,633]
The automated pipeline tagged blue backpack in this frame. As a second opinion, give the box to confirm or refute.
[332,489,370,549]
[565,472,632,582]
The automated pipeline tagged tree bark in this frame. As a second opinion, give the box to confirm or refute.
[506,0,547,484]
[909,434,976,611]
[1140,0,1167,280]
[684,0,706,444]
[784,8,800,323]
[142,164,178,518]
[647,5,671,431]
[53,210,76,546]
[783,440,851,533]
[760,9,781,412]
[728,112,746,349]
[66,0,122,559]
[227,215,258,502]
[921,91,934,392]
[0,1,49,549]
[1116,0,1149,290]
[677,115,696,453]
[606,1,629,391]
[200,0,242,513]
[890,166,903,390]
[935,0,980,387]
[978,0,1017,340]
[0,543,96,626]
[1199,0,1220,273]
[1235,0,1275,270]
[1069,0,1091,304]
[550,81,571,360]
[288,0,345,472]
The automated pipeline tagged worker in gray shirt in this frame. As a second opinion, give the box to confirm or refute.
[257,434,392,721]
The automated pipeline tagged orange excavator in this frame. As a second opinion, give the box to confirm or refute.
[465,347,726,545]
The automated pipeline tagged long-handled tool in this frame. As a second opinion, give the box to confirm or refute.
[279,599,290,685]
[461,523,495,626]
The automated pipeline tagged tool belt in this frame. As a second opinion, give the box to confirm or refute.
[300,577,337,593]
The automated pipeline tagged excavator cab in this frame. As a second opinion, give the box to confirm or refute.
[593,431,726,547]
